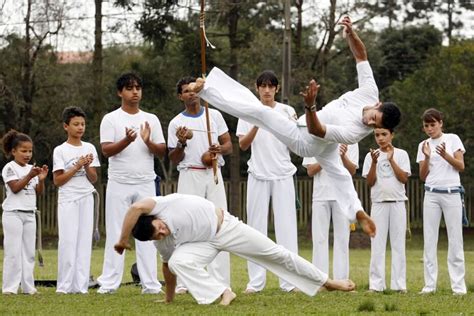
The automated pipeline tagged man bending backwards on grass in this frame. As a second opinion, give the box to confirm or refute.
[189,16,401,236]
[114,193,355,305]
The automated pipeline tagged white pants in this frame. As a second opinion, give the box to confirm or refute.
[168,212,328,304]
[56,194,94,293]
[200,70,362,221]
[176,168,230,289]
[97,180,161,293]
[245,174,297,291]
[422,192,466,294]
[369,202,406,291]
[312,200,350,279]
[2,211,36,294]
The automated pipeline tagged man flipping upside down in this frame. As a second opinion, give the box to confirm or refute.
[189,16,402,236]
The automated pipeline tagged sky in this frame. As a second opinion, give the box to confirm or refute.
[0,0,472,51]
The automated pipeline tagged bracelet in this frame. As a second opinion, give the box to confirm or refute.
[176,141,187,149]
[305,104,317,112]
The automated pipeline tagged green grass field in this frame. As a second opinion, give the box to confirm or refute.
[1,231,474,315]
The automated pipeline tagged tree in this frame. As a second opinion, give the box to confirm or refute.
[134,0,182,52]
[403,0,473,45]
[376,25,442,95]
[20,0,65,134]
[389,41,474,181]
[357,0,402,29]
[92,0,105,123]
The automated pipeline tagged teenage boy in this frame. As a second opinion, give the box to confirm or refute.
[236,70,298,293]
[97,73,166,294]
[362,128,410,292]
[167,76,232,293]
[53,106,100,294]
[303,143,358,281]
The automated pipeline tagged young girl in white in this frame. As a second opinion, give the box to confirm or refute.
[1,130,48,294]
[362,128,411,292]
[417,108,466,295]
[53,106,100,294]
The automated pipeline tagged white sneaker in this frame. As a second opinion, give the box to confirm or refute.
[97,287,116,294]
[453,291,466,296]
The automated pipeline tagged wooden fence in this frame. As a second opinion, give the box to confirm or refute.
[1,178,472,235]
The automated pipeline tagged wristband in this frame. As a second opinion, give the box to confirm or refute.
[176,141,187,149]
[305,104,317,112]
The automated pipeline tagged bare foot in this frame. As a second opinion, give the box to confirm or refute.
[356,210,376,237]
[219,288,236,306]
[175,288,188,295]
[243,288,257,294]
[323,279,356,292]
[188,78,205,93]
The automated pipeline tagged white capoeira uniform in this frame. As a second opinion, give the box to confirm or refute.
[362,147,411,291]
[416,133,466,294]
[53,141,100,293]
[236,103,298,292]
[303,143,359,280]
[150,194,328,304]
[168,107,230,290]
[198,61,379,221]
[1,161,39,294]
[98,108,165,293]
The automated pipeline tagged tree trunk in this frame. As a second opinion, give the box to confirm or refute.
[93,0,104,115]
[281,0,291,104]
[21,0,34,134]
[295,0,303,58]
[446,0,454,45]
[93,0,105,186]
[0,77,17,131]
[227,0,241,216]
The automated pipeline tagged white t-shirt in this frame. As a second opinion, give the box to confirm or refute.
[237,102,297,180]
[100,108,165,184]
[168,108,228,170]
[416,133,465,188]
[53,141,101,203]
[150,193,218,262]
[297,61,378,145]
[1,161,39,211]
[362,148,411,202]
[303,144,359,201]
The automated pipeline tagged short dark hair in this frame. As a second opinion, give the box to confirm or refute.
[62,106,86,124]
[380,102,401,130]
[421,108,443,123]
[132,216,155,241]
[176,76,197,94]
[116,73,142,92]
[256,70,278,87]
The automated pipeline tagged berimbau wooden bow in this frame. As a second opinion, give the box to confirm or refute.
[199,0,218,184]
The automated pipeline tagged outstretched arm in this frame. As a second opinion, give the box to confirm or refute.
[340,16,367,63]
[163,263,176,303]
[114,198,156,254]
